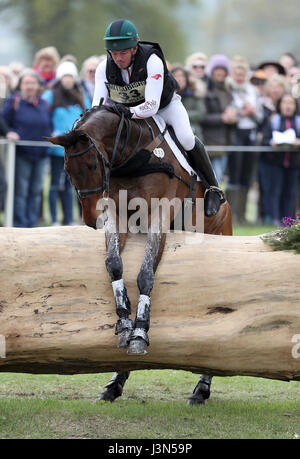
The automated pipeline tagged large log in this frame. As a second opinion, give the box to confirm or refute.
[0,226,299,381]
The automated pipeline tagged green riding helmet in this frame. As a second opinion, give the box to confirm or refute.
[104,19,139,51]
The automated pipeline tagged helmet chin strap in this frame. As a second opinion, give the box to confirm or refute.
[129,45,138,66]
[124,46,138,69]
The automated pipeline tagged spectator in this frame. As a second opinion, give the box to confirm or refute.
[0,66,16,108]
[260,93,300,226]
[171,64,206,140]
[1,69,52,227]
[42,61,90,226]
[261,74,289,123]
[279,52,297,74]
[226,56,263,224]
[8,61,25,81]
[185,52,209,86]
[287,66,300,115]
[287,65,300,85]
[250,69,268,102]
[201,54,237,183]
[257,60,286,78]
[79,55,105,108]
[33,46,60,89]
[60,55,78,65]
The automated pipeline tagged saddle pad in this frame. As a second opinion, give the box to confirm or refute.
[152,114,201,182]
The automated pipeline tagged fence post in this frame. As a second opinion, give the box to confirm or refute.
[4,141,16,227]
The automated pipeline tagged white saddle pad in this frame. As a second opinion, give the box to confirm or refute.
[152,114,201,182]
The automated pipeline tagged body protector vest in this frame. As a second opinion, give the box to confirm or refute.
[105,41,179,109]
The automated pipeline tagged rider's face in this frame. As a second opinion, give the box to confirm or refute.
[110,49,134,69]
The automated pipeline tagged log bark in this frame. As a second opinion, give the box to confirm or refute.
[0,226,299,381]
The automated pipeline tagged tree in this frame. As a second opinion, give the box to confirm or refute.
[1,0,200,64]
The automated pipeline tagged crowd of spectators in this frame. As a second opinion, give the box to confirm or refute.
[0,47,105,227]
[0,45,299,228]
[171,51,300,226]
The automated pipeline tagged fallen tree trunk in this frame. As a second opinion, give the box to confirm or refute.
[0,226,299,381]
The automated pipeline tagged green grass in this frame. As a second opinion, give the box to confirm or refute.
[0,371,299,439]
[0,370,300,439]
[233,224,276,236]
[0,224,299,439]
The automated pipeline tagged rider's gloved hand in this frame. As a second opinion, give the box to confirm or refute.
[114,104,133,119]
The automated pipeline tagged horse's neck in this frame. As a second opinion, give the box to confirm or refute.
[114,118,155,164]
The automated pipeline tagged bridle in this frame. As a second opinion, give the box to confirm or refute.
[65,107,165,200]
[66,132,111,199]
[66,111,128,199]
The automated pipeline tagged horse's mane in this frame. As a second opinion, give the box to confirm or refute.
[61,104,124,147]
[74,104,119,130]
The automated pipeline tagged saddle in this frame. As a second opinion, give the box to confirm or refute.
[110,118,175,179]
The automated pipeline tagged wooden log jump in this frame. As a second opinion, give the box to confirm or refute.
[0,226,299,381]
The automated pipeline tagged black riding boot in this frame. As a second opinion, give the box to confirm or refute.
[186,137,225,217]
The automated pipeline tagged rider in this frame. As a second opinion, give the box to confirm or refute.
[93,19,225,217]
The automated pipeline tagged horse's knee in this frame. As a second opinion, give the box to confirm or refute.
[105,253,123,280]
[137,266,154,296]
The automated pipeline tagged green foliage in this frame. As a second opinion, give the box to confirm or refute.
[262,222,300,254]
[2,0,200,64]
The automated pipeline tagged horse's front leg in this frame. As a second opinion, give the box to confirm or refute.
[95,370,130,403]
[105,218,133,348]
[188,374,212,405]
[128,223,166,355]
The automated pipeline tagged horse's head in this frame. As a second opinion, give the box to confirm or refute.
[46,129,109,229]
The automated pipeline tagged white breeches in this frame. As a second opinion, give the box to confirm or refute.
[158,93,195,151]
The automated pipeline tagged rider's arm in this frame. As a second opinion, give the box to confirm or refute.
[130,54,164,119]
[92,59,109,107]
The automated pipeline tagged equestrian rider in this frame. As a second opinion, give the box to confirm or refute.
[93,19,225,217]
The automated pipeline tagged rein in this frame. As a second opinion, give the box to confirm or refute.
[66,111,161,199]
[66,113,127,199]
[66,108,193,200]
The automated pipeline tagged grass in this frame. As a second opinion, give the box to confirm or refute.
[0,371,299,439]
[0,217,299,439]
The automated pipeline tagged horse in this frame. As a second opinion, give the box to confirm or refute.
[47,104,232,404]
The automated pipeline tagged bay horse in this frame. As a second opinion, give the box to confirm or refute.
[47,104,232,404]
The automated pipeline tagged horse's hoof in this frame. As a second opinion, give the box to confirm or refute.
[94,391,116,403]
[117,329,132,348]
[187,394,206,405]
[94,384,123,403]
[115,318,133,348]
[127,338,148,355]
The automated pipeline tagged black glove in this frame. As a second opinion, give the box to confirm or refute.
[114,104,133,119]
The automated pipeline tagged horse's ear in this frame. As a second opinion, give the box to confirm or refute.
[44,135,69,147]
[44,131,88,147]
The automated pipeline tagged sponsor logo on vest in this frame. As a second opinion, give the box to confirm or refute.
[139,100,157,112]
[151,74,162,80]
[106,81,146,104]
